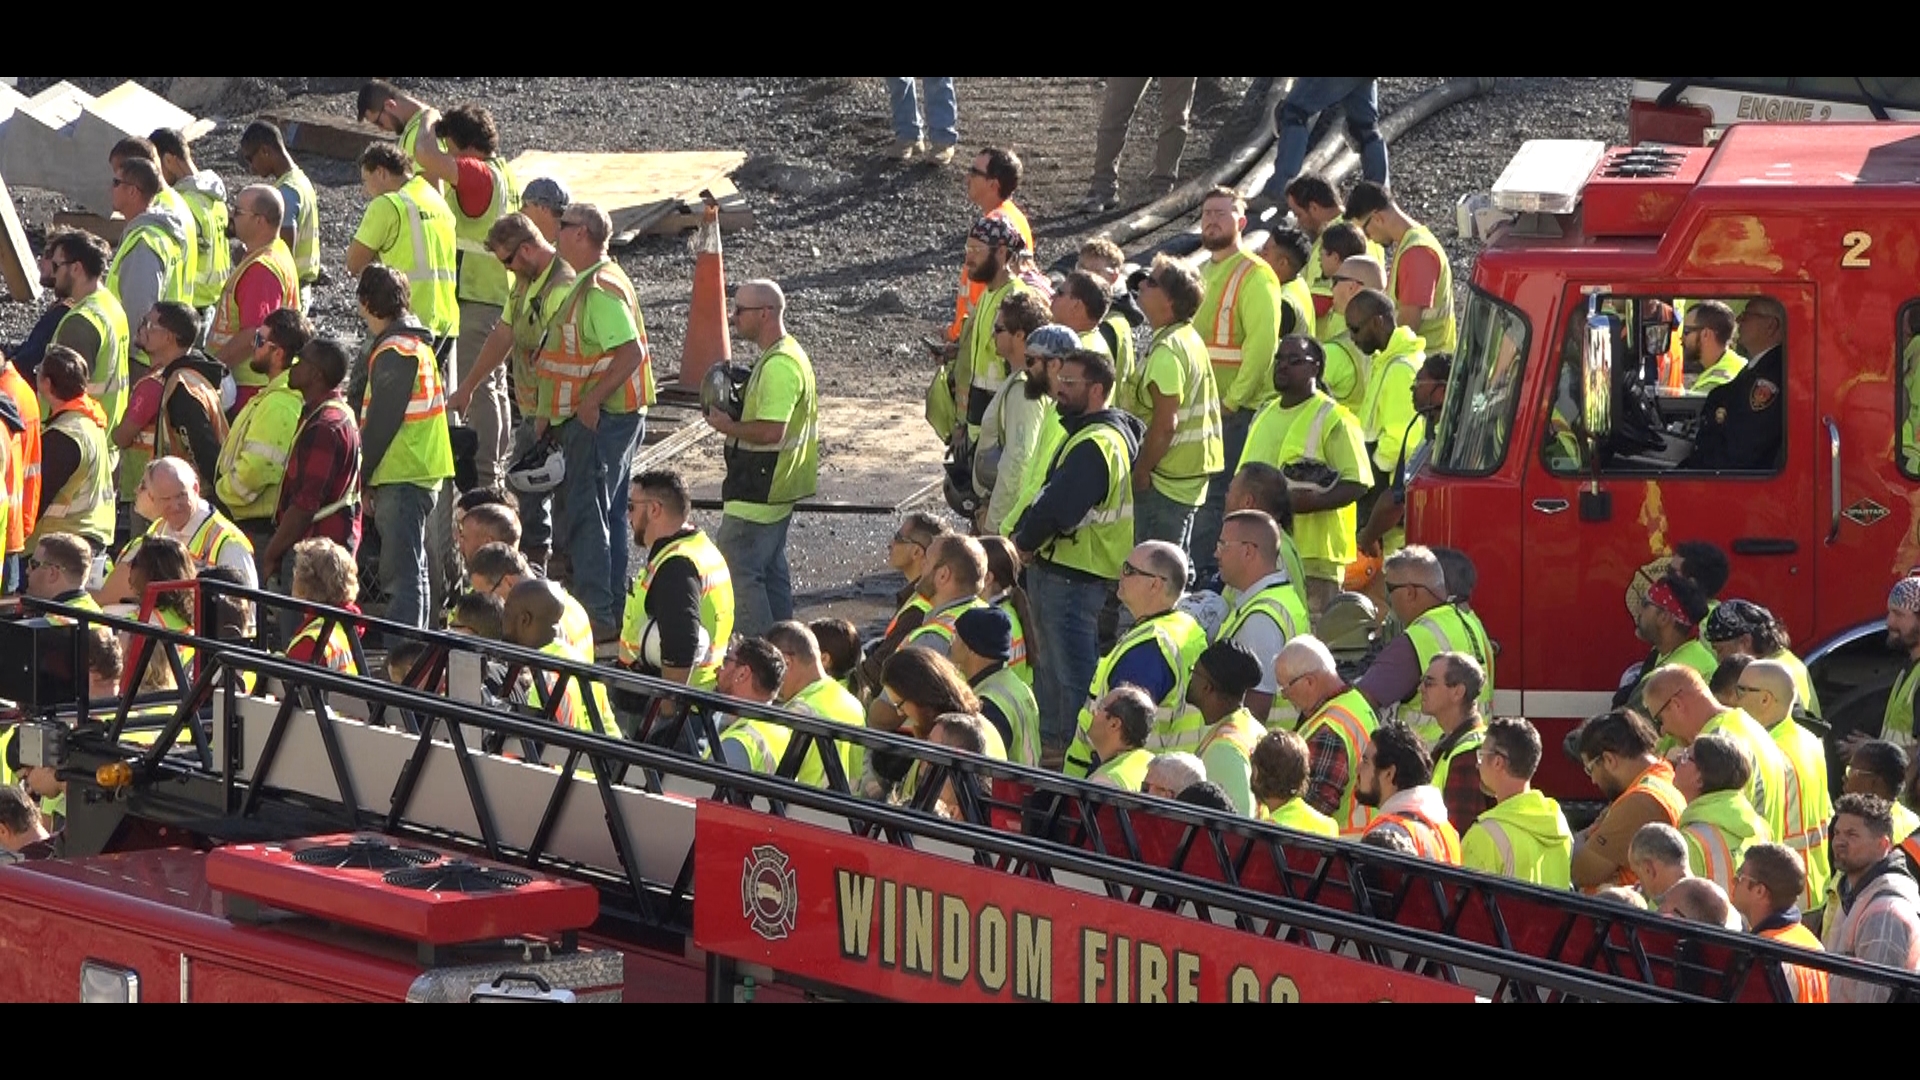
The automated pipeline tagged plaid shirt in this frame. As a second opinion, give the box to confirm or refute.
[1433,722,1493,834]
[1304,726,1351,819]
[276,393,362,555]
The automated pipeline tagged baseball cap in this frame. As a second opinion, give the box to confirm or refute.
[1331,255,1385,291]
[522,177,571,213]
[1024,325,1080,359]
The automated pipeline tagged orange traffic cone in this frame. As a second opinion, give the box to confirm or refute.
[676,199,731,389]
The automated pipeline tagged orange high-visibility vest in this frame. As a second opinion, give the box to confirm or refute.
[1757,921,1831,1003]
[0,363,41,552]
[1372,807,1463,864]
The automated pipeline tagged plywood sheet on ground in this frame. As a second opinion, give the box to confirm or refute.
[0,170,39,302]
[674,396,944,510]
[504,150,745,233]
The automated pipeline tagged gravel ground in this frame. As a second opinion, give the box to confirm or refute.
[0,76,1631,628]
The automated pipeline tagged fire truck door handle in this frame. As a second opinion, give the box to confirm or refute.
[1531,498,1569,514]
[1826,416,1841,545]
[1731,538,1798,556]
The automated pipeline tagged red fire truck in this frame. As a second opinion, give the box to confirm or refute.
[0,584,1912,1002]
[1629,79,1920,146]
[1412,122,1920,800]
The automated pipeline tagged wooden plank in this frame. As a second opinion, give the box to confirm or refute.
[51,211,125,245]
[639,200,754,239]
[260,108,389,162]
[0,170,38,303]
[504,149,744,217]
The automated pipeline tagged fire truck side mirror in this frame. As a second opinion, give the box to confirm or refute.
[1582,311,1616,456]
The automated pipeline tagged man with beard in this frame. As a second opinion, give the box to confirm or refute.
[1357,718,1459,862]
[204,185,299,413]
[1014,349,1143,757]
[1682,299,1744,392]
[1359,352,1448,562]
[1863,575,1920,756]
[44,231,130,435]
[1823,793,1920,1000]
[996,326,1078,536]
[1190,187,1283,582]
[899,534,990,660]
[1241,334,1370,616]
[972,292,1053,534]
[1569,707,1685,892]
[2,240,79,381]
[217,307,314,559]
[950,216,1035,446]
[1129,253,1220,549]
[620,469,734,691]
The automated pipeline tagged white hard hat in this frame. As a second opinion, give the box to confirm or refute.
[508,433,566,495]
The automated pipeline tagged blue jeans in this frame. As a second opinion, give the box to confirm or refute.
[1027,561,1109,746]
[558,410,644,631]
[715,512,793,639]
[1263,78,1387,199]
[1134,482,1196,553]
[886,78,958,147]
[1189,408,1253,582]
[373,481,438,629]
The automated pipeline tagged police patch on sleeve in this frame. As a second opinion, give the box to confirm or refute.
[1750,378,1780,411]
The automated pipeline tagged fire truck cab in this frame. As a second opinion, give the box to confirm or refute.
[1413,123,1920,800]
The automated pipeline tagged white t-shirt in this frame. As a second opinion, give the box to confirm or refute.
[1226,571,1295,695]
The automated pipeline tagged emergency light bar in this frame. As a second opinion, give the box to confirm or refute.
[1492,139,1608,214]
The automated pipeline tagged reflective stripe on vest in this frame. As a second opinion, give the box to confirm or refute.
[1474,819,1519,875]
[529,639,612,733]
[147,506,253,574]
[451,156,521,306]
[976,666,1041,768]
[1090,746,1154,792]
[1403,605,1495,718]
[124,368,228,492]
[787,677,867,787]
[287,617,360,675]
[216,373,301,515]
[178,185,231,307]
[719,716,790,775]
[905,596,987,650]
[1071,610,1208,773]
[1196,710,1265,761]
[621,529,735,691]
[1374,808,1462,864]
[1390,224,1454,354]
[1148,321,1224,480]
[360,331,453,488]
[1429,724,1486,796]
[206,240,299,371]
[991,592,1030,685]
[63,291,130,431]
[107,219,192,320]
[722,337,819,508]
[505,257,575,416]
[1684,820,1739,891]
[2,364,42,550]
[34,406,114,545]
[1757,923,1830,1003]
[1204,257,1257,366]
[277,167,322,285]
[1302,690,1377,835]
[536,260,655,419]
[1217,580,1310,728]
[379,176,459,337]
[1039,420,1133,579]
[886,593,933,638]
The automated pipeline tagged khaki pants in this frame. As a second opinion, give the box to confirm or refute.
[1089,77,1198,194]
[457,299,511,492]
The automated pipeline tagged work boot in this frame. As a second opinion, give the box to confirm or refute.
[1078,188,1119,214]
[927,143,957,166]
[889,137,923,161]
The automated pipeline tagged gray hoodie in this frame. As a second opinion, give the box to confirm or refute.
[1823,851,1920,1002]
[115,197,193,346]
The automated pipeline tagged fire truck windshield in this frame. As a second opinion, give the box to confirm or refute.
[1429,286,1530,476]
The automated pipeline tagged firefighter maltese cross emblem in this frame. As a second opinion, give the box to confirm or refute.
[741,844,799,941]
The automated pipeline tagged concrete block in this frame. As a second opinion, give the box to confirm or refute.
[0,81,210,212]
[165,76,233,115]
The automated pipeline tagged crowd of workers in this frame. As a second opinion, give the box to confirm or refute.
[0,77,1914,997]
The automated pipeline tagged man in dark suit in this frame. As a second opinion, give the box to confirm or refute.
[1687,296,1786,470]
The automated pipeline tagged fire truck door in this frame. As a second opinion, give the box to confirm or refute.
[1519,286,1817,724]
